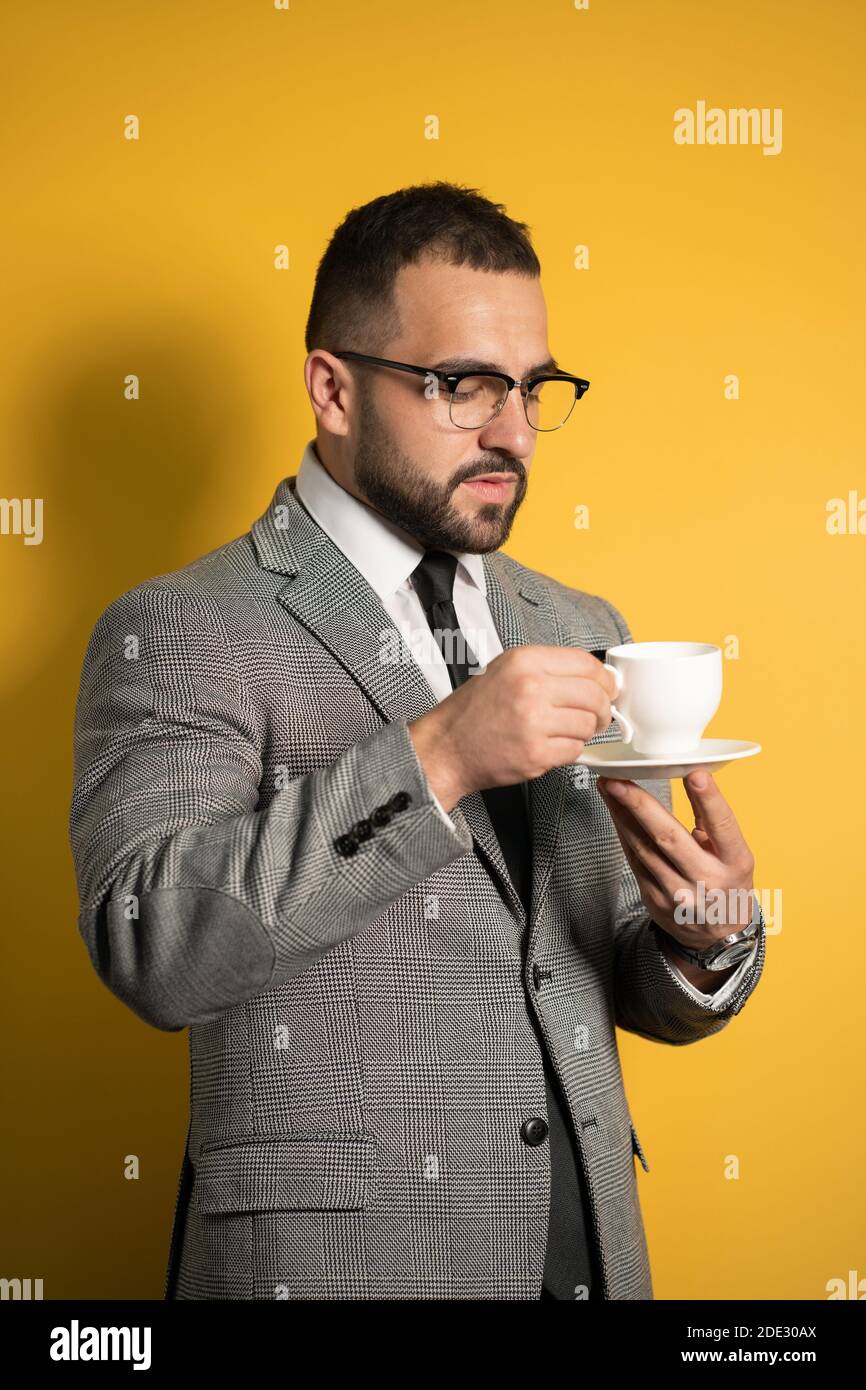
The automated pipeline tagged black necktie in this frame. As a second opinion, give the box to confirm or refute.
[410,549,602,1301]
[410,549,532,909]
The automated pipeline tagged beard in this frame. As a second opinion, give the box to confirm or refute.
[352,390,527,553]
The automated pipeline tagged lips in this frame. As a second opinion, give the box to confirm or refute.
[461,475,516,501]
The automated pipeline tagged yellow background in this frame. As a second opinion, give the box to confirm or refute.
[1,0,864,1299]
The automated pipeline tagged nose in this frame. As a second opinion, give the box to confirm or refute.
[475,385,534,459]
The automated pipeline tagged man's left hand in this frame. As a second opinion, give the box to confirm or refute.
[597,769,756,952]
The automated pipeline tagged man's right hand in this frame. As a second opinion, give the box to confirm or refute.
[407,645,619,813]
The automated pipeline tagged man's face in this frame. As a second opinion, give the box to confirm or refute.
[327,257,556,553]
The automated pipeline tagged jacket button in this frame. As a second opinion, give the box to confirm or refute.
[334,833,359,857]
[389,791,412,812]
[354,817,374,842]
[520,1117,549,1147]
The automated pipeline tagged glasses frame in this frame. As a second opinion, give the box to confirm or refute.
[332,350,590,431]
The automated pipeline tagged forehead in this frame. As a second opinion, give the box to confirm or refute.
[391,256,549,363]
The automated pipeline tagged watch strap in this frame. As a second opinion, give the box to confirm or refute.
[656,897,764,970]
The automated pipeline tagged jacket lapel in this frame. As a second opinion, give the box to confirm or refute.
[250,475,614,933]
[480,556,613,937]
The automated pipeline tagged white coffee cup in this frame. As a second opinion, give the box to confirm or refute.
[602,642,722,756]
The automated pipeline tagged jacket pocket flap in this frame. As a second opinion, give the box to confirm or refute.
[192,1133,379,1213]
[630,1123,650,1173]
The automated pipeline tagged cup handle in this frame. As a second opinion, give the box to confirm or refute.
[603,663,635,743]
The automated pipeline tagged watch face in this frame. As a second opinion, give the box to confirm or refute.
[712,938,759,969]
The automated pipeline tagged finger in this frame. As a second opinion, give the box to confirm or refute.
[629,867,672,924]
[597,777,708,879]
[682,770,746,861]
[614,818,684,928]
[529,645,619,699]
[599,788,693,900]
[685,774,708,835]
[545,674,612,733]
[545,705,605,744]
[618,834,661,902]
[547,736,595,766]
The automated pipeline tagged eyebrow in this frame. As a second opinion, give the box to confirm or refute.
[430,354,563,377]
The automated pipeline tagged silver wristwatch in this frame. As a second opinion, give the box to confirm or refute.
[655,895,764,972]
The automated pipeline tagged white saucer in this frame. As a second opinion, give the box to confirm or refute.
[575,738,761,781]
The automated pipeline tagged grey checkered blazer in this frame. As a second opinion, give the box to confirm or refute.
[69,474,766,1301]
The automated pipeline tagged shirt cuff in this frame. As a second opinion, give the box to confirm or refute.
[664,942,758,1004]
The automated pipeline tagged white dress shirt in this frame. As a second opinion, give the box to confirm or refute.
[293,438,755,1005]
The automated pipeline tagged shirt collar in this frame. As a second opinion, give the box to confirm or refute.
[293,439,487,603]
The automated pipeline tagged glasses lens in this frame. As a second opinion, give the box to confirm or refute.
[449,375,579,430]
[449,375,508,429]
[526,379,578,431]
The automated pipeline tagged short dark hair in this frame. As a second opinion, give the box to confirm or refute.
[304,180,541,356]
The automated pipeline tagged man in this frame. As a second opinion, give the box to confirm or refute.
[69,181,765,1301]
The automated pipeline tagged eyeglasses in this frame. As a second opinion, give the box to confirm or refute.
[333,351,590,431]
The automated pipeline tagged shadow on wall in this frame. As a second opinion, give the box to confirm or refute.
[0,314,257,1294]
